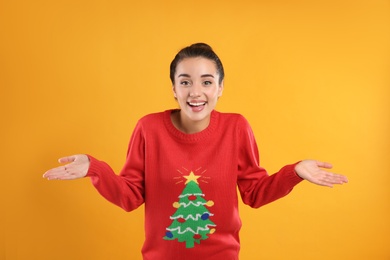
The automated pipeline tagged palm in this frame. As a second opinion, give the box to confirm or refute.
[43,154,90,180]
[294,160,348,188]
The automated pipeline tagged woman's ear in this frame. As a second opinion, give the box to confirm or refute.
[218,81,224,97]
[172,86,177,98]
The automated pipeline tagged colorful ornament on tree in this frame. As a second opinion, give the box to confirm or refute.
[193,234,202,240]
[163,171,216,248]
[165,231,173,238]
[188,195,197,201]
[201,213,210,220]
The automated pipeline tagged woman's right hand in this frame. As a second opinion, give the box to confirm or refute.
[43,154,90,180]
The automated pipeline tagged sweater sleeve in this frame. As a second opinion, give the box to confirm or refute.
[86,121,145,212]
[236,117,303,208]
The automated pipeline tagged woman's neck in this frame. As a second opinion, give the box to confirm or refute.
[170,110,210,134]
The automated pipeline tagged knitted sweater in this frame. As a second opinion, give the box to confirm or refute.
[86,109,303,260]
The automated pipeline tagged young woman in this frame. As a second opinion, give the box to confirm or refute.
[43,43,348,260]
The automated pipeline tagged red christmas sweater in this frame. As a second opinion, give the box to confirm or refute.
[86,109,303,260]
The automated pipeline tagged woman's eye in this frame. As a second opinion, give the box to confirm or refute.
[203,81,212,86]
[180,81,190,86]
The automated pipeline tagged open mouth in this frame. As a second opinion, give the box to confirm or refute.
[188,101,207,107]
[187,101,207,112]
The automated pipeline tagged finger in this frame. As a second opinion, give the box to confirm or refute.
[329,174,348,184]
[58,155,77,164]
[57,174,79,180]
[48,173,73,180]
[44,172,64,180]
[321,178,340,187]
[323,171,348,182]
[320,182,334,188]
[43,165,66,178]
[316,174,335,187]
[43,164,75,180]
[321,173,348,186]
[310,176,334,188]
[45,168,77,180]
[316,161,333,169]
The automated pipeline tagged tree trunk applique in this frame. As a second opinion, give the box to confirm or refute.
[163,171,216,248]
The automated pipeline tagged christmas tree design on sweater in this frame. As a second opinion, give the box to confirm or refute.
[164,171,216,248]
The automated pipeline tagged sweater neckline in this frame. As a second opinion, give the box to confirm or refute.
[163,109,219,143]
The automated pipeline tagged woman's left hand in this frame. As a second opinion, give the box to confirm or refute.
[295,160,348,187]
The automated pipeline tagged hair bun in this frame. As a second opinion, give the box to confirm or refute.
[190,43,213,50]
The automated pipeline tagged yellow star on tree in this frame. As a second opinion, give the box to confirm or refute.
[184,171,201,184]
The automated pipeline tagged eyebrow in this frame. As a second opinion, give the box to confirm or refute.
[178,73,215,78]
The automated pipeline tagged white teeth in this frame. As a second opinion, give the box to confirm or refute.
[189,102,206,107]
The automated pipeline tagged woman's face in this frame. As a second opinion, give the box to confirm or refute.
[173,57,224,132]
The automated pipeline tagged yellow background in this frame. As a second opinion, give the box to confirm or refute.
[1,0,389,259]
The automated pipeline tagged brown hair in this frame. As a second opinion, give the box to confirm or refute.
[169,43,225,84]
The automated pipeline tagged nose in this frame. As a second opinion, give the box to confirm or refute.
[189,82,202,98]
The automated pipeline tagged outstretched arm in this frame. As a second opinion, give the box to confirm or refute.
[294,160,348,187]
[43,154,90,180]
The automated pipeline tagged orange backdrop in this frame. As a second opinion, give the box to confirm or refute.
[1,0,389,259]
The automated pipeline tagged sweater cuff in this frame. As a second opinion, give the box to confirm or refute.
[284,161,304,186]
[85,154,100,177]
